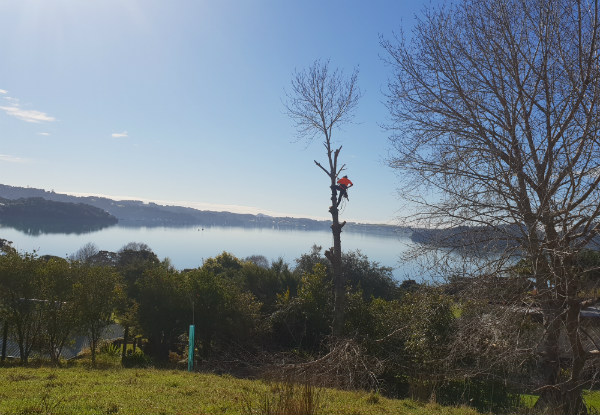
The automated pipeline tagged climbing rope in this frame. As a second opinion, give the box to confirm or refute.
[338,197,347,215]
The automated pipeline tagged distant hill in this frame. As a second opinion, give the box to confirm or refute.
[0,184,409,237]
[410,224,521,252]
[0,197,118,235]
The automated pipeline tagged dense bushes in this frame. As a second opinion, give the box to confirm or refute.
[435,378,520,414]
[0,239,530,413]
[0,245,125,365]
[272,263,333,351]
[187,267,262,356]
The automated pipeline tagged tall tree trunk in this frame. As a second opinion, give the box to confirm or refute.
[327,183,346,337]
[1,320,7,362]
[16,322,28,365]
[121,325,129,365]
[91,337,97,367]
[535,300,588,414]
[89,325,99,367]
[49,333,59,365]
[535,306,563,414]
[285,60,360,341]
[563,298,588,415]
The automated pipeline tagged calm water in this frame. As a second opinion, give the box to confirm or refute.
[0,225,418,280]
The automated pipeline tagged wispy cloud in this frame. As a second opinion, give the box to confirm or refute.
[0,154,28,163]
[0,92,55,123]
[38,132,50,136]
[111,131,128,138]
[0,105,55,123]
[0,106,55,123]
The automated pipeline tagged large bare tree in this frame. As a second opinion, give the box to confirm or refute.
[383,0,600,413]
[285,60,361,337]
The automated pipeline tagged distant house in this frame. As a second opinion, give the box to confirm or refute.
[575,307,600,355]
[510,305,600,358]
[0,324,124,361]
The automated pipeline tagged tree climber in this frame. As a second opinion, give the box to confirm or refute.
[335,175,353,207]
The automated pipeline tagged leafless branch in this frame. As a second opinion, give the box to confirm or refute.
[383,0,600,411]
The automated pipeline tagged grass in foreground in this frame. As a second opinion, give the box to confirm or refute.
[0,365,480,415]
[521,391,600,412]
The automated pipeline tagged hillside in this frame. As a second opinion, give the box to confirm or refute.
[0,366,479,415]
[0,184,409,236]
[0,197,118,235]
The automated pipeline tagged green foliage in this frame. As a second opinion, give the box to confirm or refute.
[270,258,300,298]
[0,242,517,413]
[0,251,127,365]
[0,366,480,415]
[194,252,300,316]
[201,251,243,276]
[434,378,522,414]
[400,290,455,366]
[122,350,152,368]
[72,264,124,366]
[352,289,457,400]
[341,251,399,301]
[343,290,377,339]
[0,251,44,364]
[294,246,401,301]
[37,257,79,364]
[99,342,121,357]
[271,249,419,354]
[115,244,161,307]
[245,382,323,415]
[187,267,262,356]
[293,245,326,276]
[272,264,333,351]
[239,261,295,313]
[135,267,188,361]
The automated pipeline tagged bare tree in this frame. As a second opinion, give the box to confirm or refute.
[383,0,600,413]
[69,242,99,263]
[285,60,361,337]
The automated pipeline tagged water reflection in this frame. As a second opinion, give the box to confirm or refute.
[0,224,416,280]
[0,220,116,236]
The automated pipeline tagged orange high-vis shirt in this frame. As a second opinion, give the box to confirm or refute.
[337,177,353,187]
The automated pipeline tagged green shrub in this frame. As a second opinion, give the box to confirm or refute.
[122,350,152,368]
[243,382,322,415]
[99,342,121,358]
[271,264,332,351]
[434,378,522,413]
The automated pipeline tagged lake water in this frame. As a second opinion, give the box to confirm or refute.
[0,225,419,281]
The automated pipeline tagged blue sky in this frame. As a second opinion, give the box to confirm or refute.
[0,0,433,224]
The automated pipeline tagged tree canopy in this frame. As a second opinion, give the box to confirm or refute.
[383,0,600,412]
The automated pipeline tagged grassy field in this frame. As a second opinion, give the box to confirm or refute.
[0,364,480,415]
[521,392,600,412]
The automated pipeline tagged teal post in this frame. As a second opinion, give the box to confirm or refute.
[188,325,195,372]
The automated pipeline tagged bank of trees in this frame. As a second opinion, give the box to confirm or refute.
[0,240,447,397]
[5,237,600,412]
[0,241,408,366]
[0,243,124,365]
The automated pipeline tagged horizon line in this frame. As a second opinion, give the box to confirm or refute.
[60,190,389,225]
[1,183,394,225]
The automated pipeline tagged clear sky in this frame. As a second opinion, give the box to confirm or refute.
[0,0,434,224]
